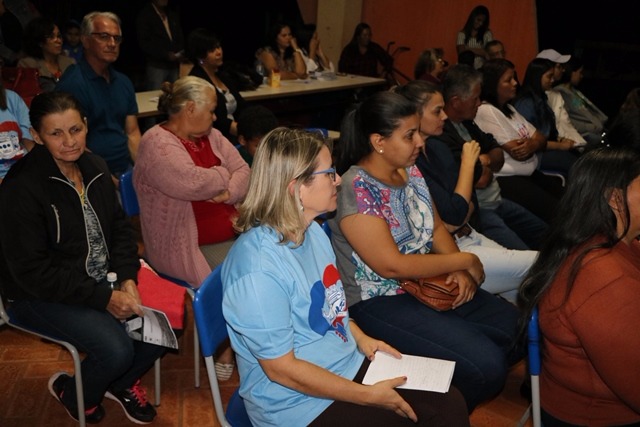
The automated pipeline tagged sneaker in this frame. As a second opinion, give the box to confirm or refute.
[214,361,235,382]
[105,379,156,424]
[48,371,105,424]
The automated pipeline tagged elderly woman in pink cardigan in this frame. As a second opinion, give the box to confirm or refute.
[134,76,250,380]
[134,76,250,287]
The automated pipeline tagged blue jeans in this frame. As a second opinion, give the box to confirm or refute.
[540,150,579,177]
[349,290,522,411]
[10,300,165,410]
[479,199,549,250]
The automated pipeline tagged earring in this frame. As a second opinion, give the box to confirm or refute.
[378,149,384,154]
[299,197,304,212]
[198,58,204,65]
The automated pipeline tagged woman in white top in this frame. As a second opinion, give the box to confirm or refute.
[474,58,563,223]
[456,5,493,69]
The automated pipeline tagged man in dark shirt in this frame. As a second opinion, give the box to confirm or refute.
[426,64,548,250]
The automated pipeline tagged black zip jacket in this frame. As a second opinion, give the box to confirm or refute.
[0,145,139,310]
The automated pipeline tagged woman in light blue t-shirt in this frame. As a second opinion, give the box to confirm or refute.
[222,127,469,426]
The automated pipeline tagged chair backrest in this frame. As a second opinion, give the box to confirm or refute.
[119,170,140,217]
[528,307,541,427]
[321,220,331,239]
[305,127,329,137]
[193,265,227,358]
[528,307,541,376]
[193,265,252,427]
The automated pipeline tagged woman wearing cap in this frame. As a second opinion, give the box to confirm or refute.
[538,49,589,152]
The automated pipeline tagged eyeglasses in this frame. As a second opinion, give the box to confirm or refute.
[47,32,63,40]
[437,58,449,67]
[90,32,123,44]
[311,167,336,182]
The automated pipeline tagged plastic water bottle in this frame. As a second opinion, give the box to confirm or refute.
[255,61,265,77]
[107,272,119,290]
[255,61,266,85]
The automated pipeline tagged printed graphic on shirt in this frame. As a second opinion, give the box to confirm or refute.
[309,264,349,342]
[0,121,26,178]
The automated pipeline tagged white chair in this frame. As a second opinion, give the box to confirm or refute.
[1,293,164,424]
[119,170,201,389]
[1,296,87,426]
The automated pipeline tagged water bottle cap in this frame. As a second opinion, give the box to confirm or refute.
[107,272,118,282]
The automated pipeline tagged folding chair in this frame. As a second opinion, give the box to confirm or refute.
[1,296,87,426]
[193,265,251,427]
[517,307,542,427]
[119,171,201,393]
[321,219,332,239]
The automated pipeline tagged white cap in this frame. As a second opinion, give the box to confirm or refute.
[536,49,571,64]
[107,272,118,283]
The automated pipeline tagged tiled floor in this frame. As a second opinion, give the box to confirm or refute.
[0,298,532,427]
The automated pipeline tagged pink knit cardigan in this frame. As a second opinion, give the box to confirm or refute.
[133,125,250,287]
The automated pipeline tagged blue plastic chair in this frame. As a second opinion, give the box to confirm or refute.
[1,296,87,426]
[119,171,201,390]
[304,127,329,137]
[321,220,332,239]
[193,265,251,427]
[517,307,541,427]
[528,307,542,427]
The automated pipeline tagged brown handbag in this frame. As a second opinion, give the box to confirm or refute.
[398,274,459,311]
[1,67,42,107]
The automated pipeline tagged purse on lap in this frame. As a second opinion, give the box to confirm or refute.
[398,274,459,311]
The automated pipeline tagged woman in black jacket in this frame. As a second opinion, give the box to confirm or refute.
[187,27,246,143]
[0,92,164,424]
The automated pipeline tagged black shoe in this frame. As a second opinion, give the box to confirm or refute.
[48,371,106,424]
[520,379,532,402]
[105,379,156,424]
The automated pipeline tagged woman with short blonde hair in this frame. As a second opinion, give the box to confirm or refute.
[223,127,469,426]
[235,127,328,245]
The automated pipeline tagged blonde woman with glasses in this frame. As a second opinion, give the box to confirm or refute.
[222,127,469,426]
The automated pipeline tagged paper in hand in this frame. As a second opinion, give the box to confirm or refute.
[362,351,455,393]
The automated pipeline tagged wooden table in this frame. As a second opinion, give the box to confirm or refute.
[136,74,387,118]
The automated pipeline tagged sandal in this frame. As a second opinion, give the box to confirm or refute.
[214,362,235,381]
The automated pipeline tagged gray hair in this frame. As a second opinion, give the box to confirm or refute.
[81,11,121,36]
[443,64,483,103]
[157,76,216,116]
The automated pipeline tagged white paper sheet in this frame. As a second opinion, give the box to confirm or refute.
[362,351,455,393]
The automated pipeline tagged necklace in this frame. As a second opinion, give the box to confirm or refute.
[62,166,85,204]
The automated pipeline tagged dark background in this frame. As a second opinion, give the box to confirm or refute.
[30,0,640,121]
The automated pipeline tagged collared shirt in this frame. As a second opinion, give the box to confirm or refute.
[56,59,138,174]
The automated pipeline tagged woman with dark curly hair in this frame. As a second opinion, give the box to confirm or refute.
[18,16,75,92]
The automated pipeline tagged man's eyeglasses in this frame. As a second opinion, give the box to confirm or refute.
[90,32,123,44]
[311,167,336,182]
